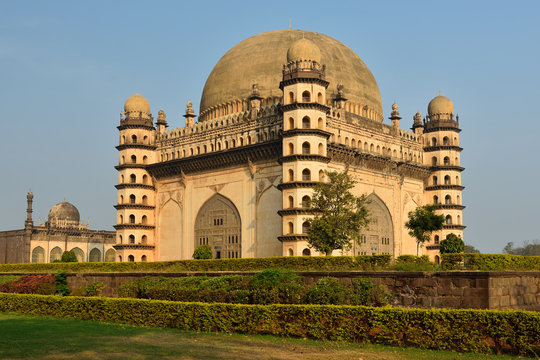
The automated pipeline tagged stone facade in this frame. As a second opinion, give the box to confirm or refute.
[114,30,465,262]
[0,193,116,264]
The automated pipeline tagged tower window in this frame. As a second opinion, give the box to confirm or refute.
[129,215,135,224]
[443,137,449,145]
[302,221,310,234]
[434,235,440,244]
[129,235,135,244]
[302,142,310,155]
[433,176,438,185]
[131,155,136,164]
[288,196,294,208]
[446,215,452,225]
[444,157,450,165]
[302,195,311,208]
[288,143,294,155]
[302,116,310,129]
[131,135,137,144]
[130,174,136,183]
[432,137,437,146]
[288,92,294,104]
[302,169,311,181]
[444,175,451,185]
[302,91,310,102]
[433,195,439,204]
[129,194,136,204]
[317,92,323,103]
[445,195,451,205]
[432,157,437,166]
[288,222,294,234]
[288,169,294,182]
[288,117,294,129]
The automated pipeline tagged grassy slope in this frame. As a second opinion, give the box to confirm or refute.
[0,313,521,360]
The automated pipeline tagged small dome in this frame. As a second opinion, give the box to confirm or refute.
[428,94,454,115]
[124,92,150,115]
[48,201,80,223]
[287,38,321,63]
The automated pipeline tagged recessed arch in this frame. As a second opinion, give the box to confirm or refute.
[105,249,116,262]
[32,246,45,263]
[359,193,394,256]
[71,247,85,262]
[89,248,101,262]
[50,247,62,262]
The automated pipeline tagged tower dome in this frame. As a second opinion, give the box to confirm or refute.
[287,37,321,63]
[428,94,454,115]
[48,200,80,223]
[124,92,151,116]
[200,30,382,122]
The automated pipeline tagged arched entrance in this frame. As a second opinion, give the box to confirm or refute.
[194,194,241,259]
[355,194,394,256]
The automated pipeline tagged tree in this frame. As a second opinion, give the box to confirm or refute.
[405,205,445,256]
[503,240,540,256]
[307,169,370,256]
[464,244,481,253]
[440,233,465,254]
[192,245,213,259]
[60,250,78,263]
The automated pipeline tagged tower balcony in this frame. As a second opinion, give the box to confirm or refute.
[113,244,155,250]
[114,204,155,210]
[278,154,330,164]
[425,184,465,191]
[114,224,155,230]
[423,145,463,152]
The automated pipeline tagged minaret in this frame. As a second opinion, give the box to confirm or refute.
[23,191,34,263]
[25,191,34,230]
[277,37,331,256]
[423,94,465,261]
[114,92,157,262]
[389,103,401,136]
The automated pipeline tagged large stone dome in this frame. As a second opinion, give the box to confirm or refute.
[199,30,382,122]
[428,94,454,115]
[124,92,150,116]
[48,201,80,223]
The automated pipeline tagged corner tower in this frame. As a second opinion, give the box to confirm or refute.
[114,92,157,262]
[278,38,331,256]
[423,94,465,259]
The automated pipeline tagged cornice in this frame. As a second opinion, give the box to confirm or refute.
[277,181,318,190]
[116,144,157,151]
[113,244,155,250]
[424,185,465,191]
[423,127,462,134]
[115,184,155,190]
[115,164,148,171]
[114,224,155,230]
[423,145,463,152]
[430,165,465,172]
[114,204,155,210]
[282,128,332,139]
[278,235,310,242]
[443,224,466,230]
[277,208,314,216]
[433,204,466,210]
[279,154,330,164]
[281,102,330,113]
[279,77,329,89]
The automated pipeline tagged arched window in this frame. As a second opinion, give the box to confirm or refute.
[456,176,459,185]
[317,92,323,103]
[288,222,294,234]
[302,116,310,129]
[50,247,62,262]
[141,235,147,244]
[129,194,136,204]
[302,195,311,208]
[121,135,126,144]
[444,157,450,165]
[288,143,294,155]
[129,214,135,224]
[443,137,449,145]
[432,157,438,166]
[318,117,324,129]
[318,143,324,155]
[370,144,374,152]
[287,92,294,104]
[302,169,311,181]
[121,174,124,183]
[143,155,148,164]
[302,142,310,154]
[141,215,147,224]
[288,117,294,129]
[445,195,451,205]
[121,155,125,164]
[302,91,310,102]
[118,255,123,262]
[302,248,311,256]
[433,176,438,185]
[433,195,439,204]
[119,195,124,204]
[225,140,229,149]
[457,195,460,204]
[142,174,148,184]
[105,249,115,262]
[457,215,461,224]
[130,174,136,183]
[434,235,440,244]
[142,195,148,205]
[455,157,458,165]
[345,137,350,146]
[129,235,135,244]
[432,137,437,146]
[131,134,137,143]
[444,175,451,185]
[319,170,324,181]
[141,255,147,262]
[190,148,194,156]
[288,169,294,182]
[119,215,123,224]
[434,255,440,264]
[446,215,452,225]
[197,146,200,155]
[128,255,135,262]
[89,248,101,262]
[351,139,356,148]
[288,248,294,256]
[302,221,310,234]
[118,235,123,244]
[288,196,294,208]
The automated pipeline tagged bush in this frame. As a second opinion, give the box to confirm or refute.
[0,255,392,274]
[0,275,21,284]
[442,253,540,271]
[304,277,352,305]
[440,233,465,254]
[192,245,213,260]
[83,281,105,297]
[60,251,78,263]
[250,268,303,304]
[54,271,70,296]
[391,255,436,271]
[0,293,538,356]
[0,274,56,295]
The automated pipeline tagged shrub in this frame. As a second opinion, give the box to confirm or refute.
[442,253,540,271]
[54,271,70,296]
[440,233,465,254]
[0,293,538,356]
[60,251,78,263]
[0,275,21,284]
[192,245,213,260]
[0,274,56,295]
[352,278,391,306]
[83,281,105,297]
[304,277,352,305]
[391,255,436,271]
[250,268,303,304]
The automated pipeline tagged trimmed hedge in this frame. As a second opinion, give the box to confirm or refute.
[0,255,392,273]
[442,253,540,271]
[0,293,538,356]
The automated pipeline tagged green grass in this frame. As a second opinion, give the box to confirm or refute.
[0,312,524,360]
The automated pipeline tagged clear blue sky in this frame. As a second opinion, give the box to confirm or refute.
[1,0,539,253]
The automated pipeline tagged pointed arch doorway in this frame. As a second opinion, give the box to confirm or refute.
[355,193,394,256]
[194,194,241,259]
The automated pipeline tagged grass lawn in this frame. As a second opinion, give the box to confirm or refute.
[0,312,522,360]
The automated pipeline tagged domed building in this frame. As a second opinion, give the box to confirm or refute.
[0,194,116,263]
[114,30,464,263]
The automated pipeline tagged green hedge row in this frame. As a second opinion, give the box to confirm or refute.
[0,255,392,273]
[0,293,538,356]
[442,253,540,271]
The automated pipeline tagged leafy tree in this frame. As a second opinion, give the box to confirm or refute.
[60,250,78,263]
[307,170,370,256]
[405,205,445,256]
[503,240,540,256]
[192,245,213,259]
[440,233,465,254]
[464,244,481,253]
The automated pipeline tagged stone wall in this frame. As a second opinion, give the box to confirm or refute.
[53,271,539,310]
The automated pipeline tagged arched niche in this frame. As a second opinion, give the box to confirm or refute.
[194,194,241,259]
[158,199,182,261]
[355,193,394,256]
[50,247,62,262]
[89,248,102,262]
